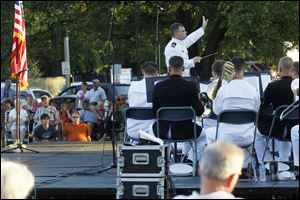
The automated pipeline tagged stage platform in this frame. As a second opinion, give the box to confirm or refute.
[1,142,299,199]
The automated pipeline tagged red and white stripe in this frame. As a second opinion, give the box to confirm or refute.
[11,1,28,90]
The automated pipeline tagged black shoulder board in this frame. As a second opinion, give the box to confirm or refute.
[171,42,177,48]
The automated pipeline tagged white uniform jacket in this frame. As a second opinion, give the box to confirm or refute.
[164,27,204,76]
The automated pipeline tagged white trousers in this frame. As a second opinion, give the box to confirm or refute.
[255,130,292,164]
[291,125,299,167]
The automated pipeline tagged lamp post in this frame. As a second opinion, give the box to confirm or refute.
[149,1,164,74]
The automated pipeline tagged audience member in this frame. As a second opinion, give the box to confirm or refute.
[22,94,38,139]
[151,56,206,161]
[8,100,28,144]
[1,158,35,199]
[84,79,107,105]
[173,141,244,199]
[33,113,57,141]
[75,81,88,109]
[58,102,72,125]
[63,110,91,141]
[127,62,158,141]
[1,79,16,103]
[2,99,14,126]
[164,17,208,76]
[33,95,59,127]
[80,99,101,139]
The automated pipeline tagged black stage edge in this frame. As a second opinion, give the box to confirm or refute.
[1,143,298,199]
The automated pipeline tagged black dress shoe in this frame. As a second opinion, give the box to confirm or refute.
[239,168,250,179]
[182,157,193,164]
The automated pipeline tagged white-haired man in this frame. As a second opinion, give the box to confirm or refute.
[173,141,244,199]
[1,159,35,199]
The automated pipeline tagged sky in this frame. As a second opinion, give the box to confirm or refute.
[287,48,299,61]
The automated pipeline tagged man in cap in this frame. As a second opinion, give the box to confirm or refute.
[33,95,59,126]
[1,79,16,103]
[84,79,107,105]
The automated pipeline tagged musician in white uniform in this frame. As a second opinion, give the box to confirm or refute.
[164,16,208,76]
[205,57,260,168]
[127,62,158,141]
[291,61,299,171]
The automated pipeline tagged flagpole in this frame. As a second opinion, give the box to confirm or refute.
[1,1,38,153]
[16,38,20,145]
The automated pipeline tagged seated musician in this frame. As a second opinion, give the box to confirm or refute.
[205,57,260,169]
[291,61,299,177]
[202,59,227,128]
[255,56,298,164]
[150,56,206,161]
[126,62,158,141]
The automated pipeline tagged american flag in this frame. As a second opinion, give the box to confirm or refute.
[11,1,28,90]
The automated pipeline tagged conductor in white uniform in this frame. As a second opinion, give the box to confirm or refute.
[164,16,208,76]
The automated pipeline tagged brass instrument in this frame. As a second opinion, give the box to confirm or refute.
[211,61,236,100]
[201,61,236,118]
[291,78,299,96]
[279,78,299,120]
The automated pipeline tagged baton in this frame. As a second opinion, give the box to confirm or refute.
[201,52,218,59]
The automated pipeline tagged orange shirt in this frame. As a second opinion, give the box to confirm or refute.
[63,122,90,141]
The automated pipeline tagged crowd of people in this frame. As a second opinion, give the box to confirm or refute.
[1,78,119,145]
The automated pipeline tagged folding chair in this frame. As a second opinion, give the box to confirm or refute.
[124,107,156,142]
[262,105,299,165]
[156,107,198,176]
[215,109,258,182]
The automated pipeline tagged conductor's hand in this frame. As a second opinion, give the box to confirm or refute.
[202,16,208,30]
[193,56,202,64]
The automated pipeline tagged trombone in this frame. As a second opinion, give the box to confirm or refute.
[280,78,299,120]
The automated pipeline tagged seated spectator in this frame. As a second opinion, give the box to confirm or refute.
[33,113,57,141]
[80,100,102,140]
[58,102,72,124]
[1,158,35,199]
[1,79,16,103]
[62,110,91,142]
[75,81,88,110]
[8,100,28,144]
[22,94,38,140]
[33,95,59,127]
[173,141,244,199]
[2,98,14,128]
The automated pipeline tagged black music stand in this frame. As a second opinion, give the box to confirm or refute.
[1,70,39,153]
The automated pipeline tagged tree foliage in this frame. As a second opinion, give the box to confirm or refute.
[1,1,298,81]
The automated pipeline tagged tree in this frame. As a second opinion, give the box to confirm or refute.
[1,1,298,81]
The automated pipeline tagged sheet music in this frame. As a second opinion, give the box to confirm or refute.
[139,130,163,145]
[244,76,261,98]
[200,83,208,93]
[260,74,271,91]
